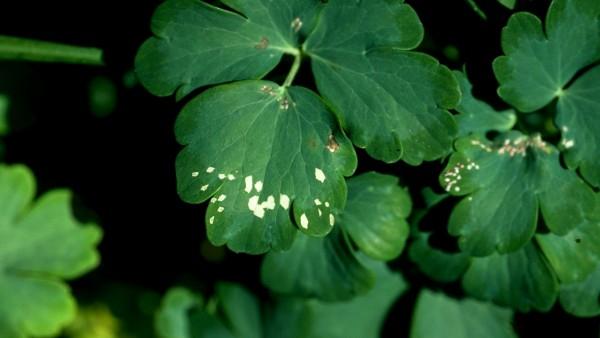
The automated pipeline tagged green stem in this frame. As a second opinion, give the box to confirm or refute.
[0,35,103,65]
[283,52,302,87]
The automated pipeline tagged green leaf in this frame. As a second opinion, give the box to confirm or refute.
[135,0,319,99]
[0,165,102,337]
[0,35,103,65]
[462,241,559,312]
[493,0,600,187]
[556,65,600,187]
[454,71,516,137]
[304,0,460,164]
[409,232,470,283]
[302,259,407,338]
[441,133,596,256]
[410,290,517,338]
[0,94,8,136]
[498,0,516,9]
[216,283,262,338]
[155,287,234,338]
[536,193,600,283]
[559,263,600,317]
[342,172,411,261]
[175,81,356,253]
[261,228,374,301]
[494,0,600,112]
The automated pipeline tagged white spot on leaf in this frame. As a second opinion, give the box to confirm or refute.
[314,199,322,206]
[280,194,290,210]
[315,168,326,183]
[191,172,199,177]
[209,216,215,224]
[201,184,209,191]
[218,173,226,180]
[217,206,224,213]
[218,194,226,202]
[325,202,330,208]
[300,214,309,229]
[255,180,263,192]
[206,167,215,173]
[264,195,276,210]
[248,196,259,211]
[227,174,236,181]
[244,176,253,193]
[329,214,335,226]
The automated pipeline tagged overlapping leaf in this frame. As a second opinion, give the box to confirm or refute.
[494,0,600,187]
[135,0,320,99]
[261,172,411,300]
[304,0,460,164]
[409,232,470,283]
[176,81,356,253]
[0,165,102,338]
[410,290,517,338]
[440,132,595,256]
[453,71,515,138]
[559,264,600,317]
[155,265,406,338]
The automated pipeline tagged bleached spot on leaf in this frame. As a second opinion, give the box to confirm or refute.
[244,176,253,193]
[191,171,199,177]
[201,184,209,191]
[206,167,215,173]
[218,173,226,180]
[210,197,217,203]
[254,180,263,192]
[217,206,224,213]
[318,208,322,216]
[444,159,479,192]
[300,214,309,229]
[315,168,326,183]
[327,134,340,153]
[248,195,259,211]
[209,216,215,224]
[255,36,269,49]
[279,194,290,210]
[264,195,276,210]
[561,138,575,149]
[562,126,569,132]
[279,97,290,110]
[329,214,335,226]
[325,202,330,208]
[314,199,322,206]
[227,174,236,181]
[218,194,226,202]
[291,17,303,33]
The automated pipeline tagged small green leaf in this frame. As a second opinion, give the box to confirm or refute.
[559,263,600,317]
[342,172,411,261]
[0,35,103,65]
[302,259,407,338]
[304,0,460,164]
[556,65,600,187]
[498,0,516,9]
[454,71,516,137]
[462,242,559,312]
[216,283,262,338]
[261,228,374,301]
[155,288,234,338]
[409,232,470,283]
[135,0,319,99]
[494,0,600,187]
[0,165,102,337]
[536,193,600,283]
[410,290,517,338]
[441,133,595,256]
[176,81,356,253]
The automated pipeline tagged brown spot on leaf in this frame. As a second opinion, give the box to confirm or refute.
[327,133,340,153]
[255,37,269,49]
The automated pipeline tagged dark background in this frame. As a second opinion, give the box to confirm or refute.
[0,0,598,336]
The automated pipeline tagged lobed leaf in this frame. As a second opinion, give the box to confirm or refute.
[0,165,102,338]
[304,0,460,164]
[176,81,356,253]
[441,132,595,256]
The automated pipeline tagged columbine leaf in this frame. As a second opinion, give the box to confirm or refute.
[135,0,320,99]
[304,0,460,164]
[216,283,262,338]
[536,193,600,284]
[302,259,407,338]
[559,263,600,317]
[155,287,234,338]
[454,71,516,137]
[462,241,559,312]
[494,0,600,187]
[0,94,8,136]
[176,81,356,253]
[342,172,411,261]
[410,290,517,338]
[0,165,102,338]
[556,65,600,187]
[261,228,374,301]
[409,232,470,283]
[441,133,595,256]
